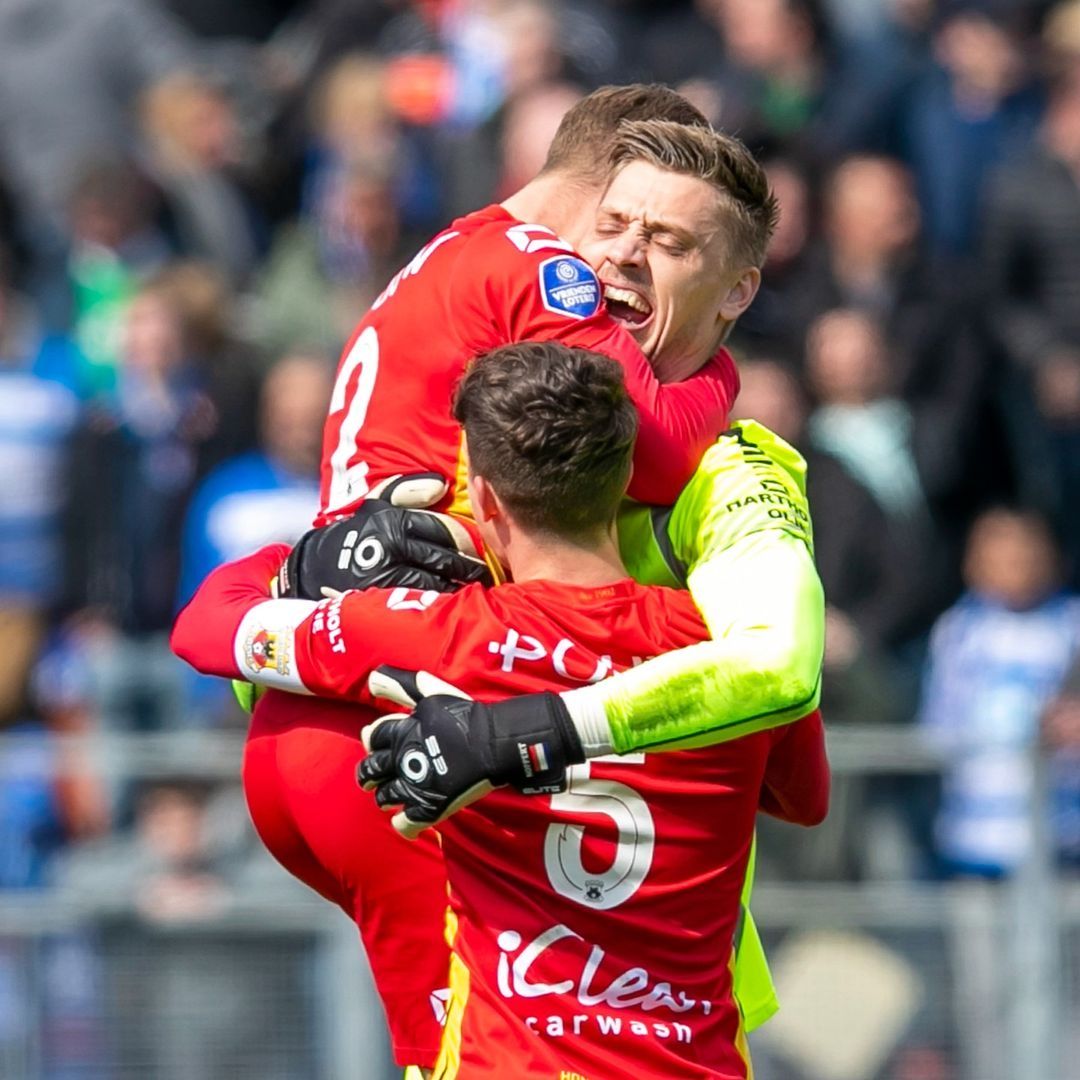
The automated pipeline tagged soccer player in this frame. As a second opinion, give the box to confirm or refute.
[313,85,743,533]
[224,94,798,1069]
[173,342,829,1079]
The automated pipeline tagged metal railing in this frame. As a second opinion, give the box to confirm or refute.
[0,726,1073,1080]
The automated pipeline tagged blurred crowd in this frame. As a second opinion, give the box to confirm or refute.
[2,0,1080,904]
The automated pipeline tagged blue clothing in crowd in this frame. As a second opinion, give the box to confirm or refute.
[178,450,321,608]
[176,450,319,718]
[0,723,64,889]
[920,591,1080,874]
[899,66,1043,257]
[0,365,79,606]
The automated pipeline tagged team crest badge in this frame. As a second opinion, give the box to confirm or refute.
[244,628,291,677]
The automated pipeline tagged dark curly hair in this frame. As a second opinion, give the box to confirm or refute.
[453,342,638,540]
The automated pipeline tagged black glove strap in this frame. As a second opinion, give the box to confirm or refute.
[487,692,585,793]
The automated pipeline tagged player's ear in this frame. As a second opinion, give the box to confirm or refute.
[471,473,500,524]
[717,266,760,323]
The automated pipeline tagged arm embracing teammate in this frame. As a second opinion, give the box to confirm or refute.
[361,124,823,815]
[360,420,823,811]
[177,342,829,1080]
[173,90,807,1070]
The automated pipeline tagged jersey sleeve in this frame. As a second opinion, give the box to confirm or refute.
[568,421,825,753]
[758,710,830,826]
[170,544,317,684]
[448,222,736,504]
[171,545,458,701]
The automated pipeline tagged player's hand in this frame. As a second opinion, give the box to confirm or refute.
[276,474,493,599]
[358,667,585,838]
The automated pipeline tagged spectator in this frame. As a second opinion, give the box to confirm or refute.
[55,777,238,919]
[894,0,1043,258]
[66,158,173,398]
[176,351,328,723]
[644,0,865,156]
[805,307,955,648]
[1043,654,1080,865]
[733,154,818,353]
[806,307,923,518]
[0,627,112,889]
[301,51,428,234]
[803,157,1000,527]
[138,72,263,286]
[0,723,67,890]
[178,351,329,606]
[982,58,1080,580]
[253,156,406,358]
[0,252,81,718]
[735,357,911,720]
[0,0,190,326]
[63,275,221,731]
[149,261,261,473]
[494,80,584,199]
[919,508,1080,877]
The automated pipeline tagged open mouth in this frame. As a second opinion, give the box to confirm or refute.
[603,284,653,329]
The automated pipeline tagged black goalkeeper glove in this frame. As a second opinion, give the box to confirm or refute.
[276,473,493,599]
[357,667,585,838]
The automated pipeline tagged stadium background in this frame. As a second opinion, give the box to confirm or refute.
[1,0,1079,1076]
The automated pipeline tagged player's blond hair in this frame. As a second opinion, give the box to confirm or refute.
[540,84,710,184]
[610,120,779,268]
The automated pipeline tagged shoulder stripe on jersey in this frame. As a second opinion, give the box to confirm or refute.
[447,431,506,585]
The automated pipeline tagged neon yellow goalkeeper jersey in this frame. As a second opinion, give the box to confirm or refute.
[562,419,825,755]
[614,419,823,1032]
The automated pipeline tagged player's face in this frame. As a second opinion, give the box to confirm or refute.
[579,161,759,383]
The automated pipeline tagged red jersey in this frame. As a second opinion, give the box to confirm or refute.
[173,547,829,1080]
[316,205,738,525]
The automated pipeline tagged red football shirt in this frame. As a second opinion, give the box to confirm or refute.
[173,548,829,1080]
[316,205,738,525]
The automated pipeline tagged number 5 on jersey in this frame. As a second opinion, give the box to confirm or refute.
[543,755,654,911]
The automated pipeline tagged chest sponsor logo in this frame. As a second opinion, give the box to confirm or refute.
[539,257,601,320]
[488,627,614,683]
[493,923,709,1045]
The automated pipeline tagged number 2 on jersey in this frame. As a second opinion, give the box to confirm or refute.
[543,755,654,911]
[326,327,379,514]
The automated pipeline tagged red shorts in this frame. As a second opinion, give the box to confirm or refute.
[242,689,450,1065]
